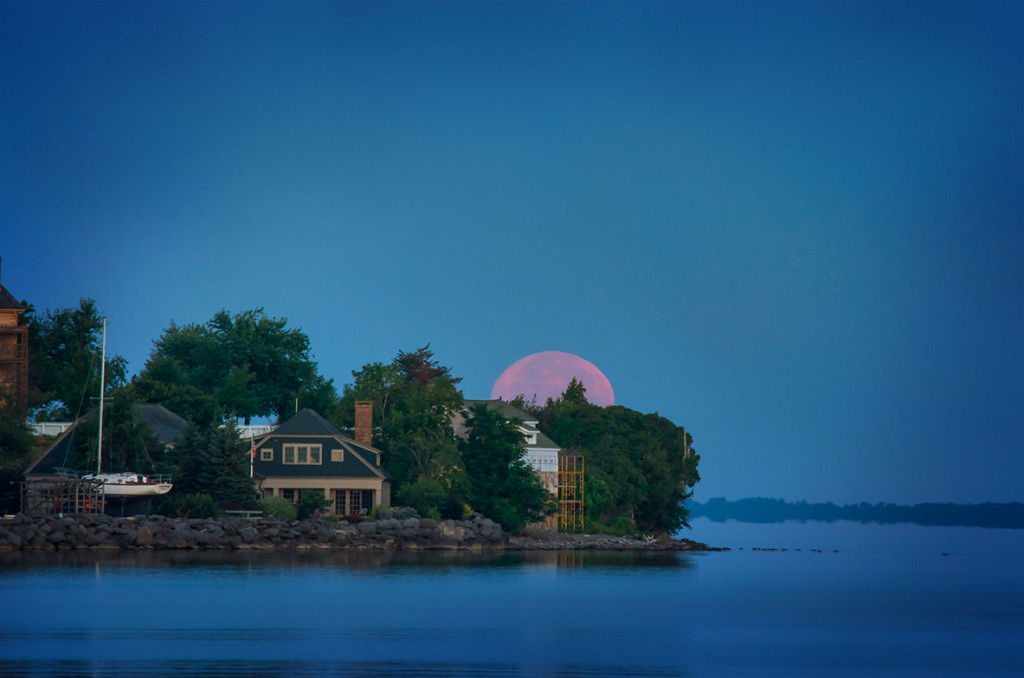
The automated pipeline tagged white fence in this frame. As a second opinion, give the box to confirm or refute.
[29,422,73,437]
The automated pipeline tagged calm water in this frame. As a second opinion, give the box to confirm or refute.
[1,518,1021,677]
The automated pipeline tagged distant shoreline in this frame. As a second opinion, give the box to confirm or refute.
[688,498,1024,529]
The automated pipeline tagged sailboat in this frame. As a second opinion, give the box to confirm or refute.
[80,318,173,498]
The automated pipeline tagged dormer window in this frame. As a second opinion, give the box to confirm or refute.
[283,444,322,465]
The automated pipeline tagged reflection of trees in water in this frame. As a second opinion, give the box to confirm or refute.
[0,548,695,574]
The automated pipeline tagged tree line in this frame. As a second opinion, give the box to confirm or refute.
[1,298,701,534]
[689,497,1024,529]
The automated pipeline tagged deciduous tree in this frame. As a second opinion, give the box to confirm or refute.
[134,308,335,423]
[24,299,127,421]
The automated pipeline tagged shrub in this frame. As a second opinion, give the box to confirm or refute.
[391,506,420,521]
[606,516,638,536]
[296,491,331,520]
[345,513,363,524]
[175,493,219,519]
[259,496,297,521]
[370,504,393,521]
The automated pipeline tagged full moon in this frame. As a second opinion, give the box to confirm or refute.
[491,351,615,407]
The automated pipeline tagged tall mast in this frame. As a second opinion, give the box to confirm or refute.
[96,317,107,475]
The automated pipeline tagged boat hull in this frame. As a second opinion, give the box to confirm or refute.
[103,483,173,497]
[82,473,173,497]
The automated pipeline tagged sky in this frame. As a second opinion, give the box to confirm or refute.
[1,0,1021,505]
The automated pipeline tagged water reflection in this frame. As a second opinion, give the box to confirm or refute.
[0,548,694,575]
[2,659,690,677]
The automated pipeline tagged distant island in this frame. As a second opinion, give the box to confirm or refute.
[688,497,1024,529]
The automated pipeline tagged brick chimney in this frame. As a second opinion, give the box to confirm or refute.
[354,401,373,446]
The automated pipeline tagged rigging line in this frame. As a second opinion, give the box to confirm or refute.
[60,348,102,472]
[130,406,159,473]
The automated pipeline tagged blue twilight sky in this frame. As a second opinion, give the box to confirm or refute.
[1,1,1021,505]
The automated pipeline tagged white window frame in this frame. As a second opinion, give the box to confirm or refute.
[283,444,322,465]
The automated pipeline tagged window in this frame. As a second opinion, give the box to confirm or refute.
[281,489,295,502]
[331,449,344,462]
[283,444,322,465]
[260,448,273,461]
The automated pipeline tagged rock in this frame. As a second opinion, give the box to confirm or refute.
[135,526,154,546]
[238,526,256,543]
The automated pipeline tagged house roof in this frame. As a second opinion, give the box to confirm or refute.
[0,258,21,310]
[25,403,190,475]
[133,404,190,445]
[0,284,21,311]
[256,408,391,481]
[461,399,562,451]
[271,408,346,437]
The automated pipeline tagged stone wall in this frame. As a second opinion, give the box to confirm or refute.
[0,513,505,552]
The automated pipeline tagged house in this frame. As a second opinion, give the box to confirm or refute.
[458,399,561,493]
[252,407,391,515]
[0,258,28,419]
[21,403,189,515]
[24,403,190,478]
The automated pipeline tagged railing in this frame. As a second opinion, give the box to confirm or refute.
[223,510,262,519]
[30,422,74,436]
[236,424,277,438]
[0,343,28,361]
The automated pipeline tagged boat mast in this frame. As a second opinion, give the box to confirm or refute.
[96,317,107,475]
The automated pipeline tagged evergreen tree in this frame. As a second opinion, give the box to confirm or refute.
[460,403,553,531]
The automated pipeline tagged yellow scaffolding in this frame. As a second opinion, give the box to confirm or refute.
[558,455,584,533]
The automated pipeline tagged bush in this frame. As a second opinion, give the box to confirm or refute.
[391,506,420,521]
[259,496,297,521]
[345,513,363,524]
[296,491,331,520]
[398,477,448,517]
[606,516,638,536]
[175,493,219,519]
[370,504,393,521]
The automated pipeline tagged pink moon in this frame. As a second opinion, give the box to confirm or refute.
[491,351,615,407]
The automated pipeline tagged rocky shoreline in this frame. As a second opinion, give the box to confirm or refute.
[0,513,719,552]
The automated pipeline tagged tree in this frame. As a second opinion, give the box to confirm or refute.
[332,345,463,514]
[63,387,166,475]
[460,403,554,531]
[537,385,700,534]
[24,299,127,421]
[0,405,34,471]
[134,308,335,423]
[169,420,256,509]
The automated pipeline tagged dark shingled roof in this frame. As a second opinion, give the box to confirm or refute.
[25,403,191,475]
[272,408,346,437]
[256,408,392,481]
[133,403,190,445]
[0,283,21,310]
[461,399,562,451]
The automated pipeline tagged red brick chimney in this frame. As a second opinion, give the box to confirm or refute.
[354,401,372,446]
